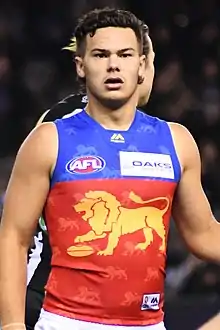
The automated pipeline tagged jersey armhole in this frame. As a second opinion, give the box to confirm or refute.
[50,120,62,188]
[164,122,182,183]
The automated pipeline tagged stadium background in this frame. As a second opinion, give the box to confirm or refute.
[0,0,220,328]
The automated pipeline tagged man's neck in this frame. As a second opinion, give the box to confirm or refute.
[85,93,138,131]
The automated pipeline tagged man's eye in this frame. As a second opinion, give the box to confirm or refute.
[120,54,132,58]
[94,54,107,58]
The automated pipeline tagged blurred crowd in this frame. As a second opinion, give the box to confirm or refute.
[1,0,220,301]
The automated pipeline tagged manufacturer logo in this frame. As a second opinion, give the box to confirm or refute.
[66,156,106,174]
[110,133,125,143]
[141,294,160,311]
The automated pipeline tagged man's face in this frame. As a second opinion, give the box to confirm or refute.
[75,27,145,109]
[138,35,155,107]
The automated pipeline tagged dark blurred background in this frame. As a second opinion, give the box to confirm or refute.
[1,0,220,329]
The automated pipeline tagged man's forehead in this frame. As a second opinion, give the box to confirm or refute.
[86,27,139,50]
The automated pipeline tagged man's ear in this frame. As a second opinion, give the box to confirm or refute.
[75,56,85,79]
[138,54,146,85]
[139,54,146,75]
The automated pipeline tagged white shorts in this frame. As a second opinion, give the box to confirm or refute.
[35,310,166,330]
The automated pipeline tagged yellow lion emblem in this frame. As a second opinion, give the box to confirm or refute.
[68,191,169,256]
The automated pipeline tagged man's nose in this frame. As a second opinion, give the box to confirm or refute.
[107,54,120,72]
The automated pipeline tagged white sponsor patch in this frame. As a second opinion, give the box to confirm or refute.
[119,151,174,179]
[141,293,160,311]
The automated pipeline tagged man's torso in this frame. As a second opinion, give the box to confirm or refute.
[43,108,181,326]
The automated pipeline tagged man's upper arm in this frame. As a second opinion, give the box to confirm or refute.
[170,123,215,251]
[0,123,58,248]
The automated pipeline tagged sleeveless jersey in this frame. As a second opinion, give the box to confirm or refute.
[43,109,181,326]
[27,94,87,294]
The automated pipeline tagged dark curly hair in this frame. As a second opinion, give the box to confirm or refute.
[74,7,147,57]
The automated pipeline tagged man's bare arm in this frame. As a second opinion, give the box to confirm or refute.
[170,123,220,262]
[198,312,220,330]
[0,122,57,327]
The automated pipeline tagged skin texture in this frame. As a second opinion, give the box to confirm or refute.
[169,122,220,262]
[198,312,220,330]
[1,25,220,328]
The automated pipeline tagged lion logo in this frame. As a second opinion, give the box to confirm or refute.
[67,191,169,257]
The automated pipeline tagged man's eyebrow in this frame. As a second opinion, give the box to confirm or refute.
[91,48,107,53]
[91,48,136,53]
[118,48,136,52]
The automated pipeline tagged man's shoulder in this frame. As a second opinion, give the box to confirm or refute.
[168,122,195,142]
[168,122,199,171]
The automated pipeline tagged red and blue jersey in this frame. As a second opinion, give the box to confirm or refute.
[43,108,181,326]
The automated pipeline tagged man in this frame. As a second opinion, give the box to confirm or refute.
[25,23,154,330]
[1,7,220,330]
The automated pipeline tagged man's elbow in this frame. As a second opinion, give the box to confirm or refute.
[0,226,30,254]
[184,221,220,263]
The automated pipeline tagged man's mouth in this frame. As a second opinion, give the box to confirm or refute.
[104,77,124,89]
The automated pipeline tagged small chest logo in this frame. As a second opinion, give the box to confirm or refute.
[110,133,125,143]
[66,156,106,174]
[141,293,160,311]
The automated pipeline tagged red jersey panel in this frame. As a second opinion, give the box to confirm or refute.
[43,178,176,325]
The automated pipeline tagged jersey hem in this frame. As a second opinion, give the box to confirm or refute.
[43,304,164,326]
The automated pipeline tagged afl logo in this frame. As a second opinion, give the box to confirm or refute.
[66,156,106,174]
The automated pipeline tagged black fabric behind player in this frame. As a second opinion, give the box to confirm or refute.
[27,93,87,301]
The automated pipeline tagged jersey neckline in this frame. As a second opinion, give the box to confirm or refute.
[80,107,141,134]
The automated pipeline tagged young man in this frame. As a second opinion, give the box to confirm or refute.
[25,24,154,330]
[1,7,220,330]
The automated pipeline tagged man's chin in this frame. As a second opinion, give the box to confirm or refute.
[99,95,128,110]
